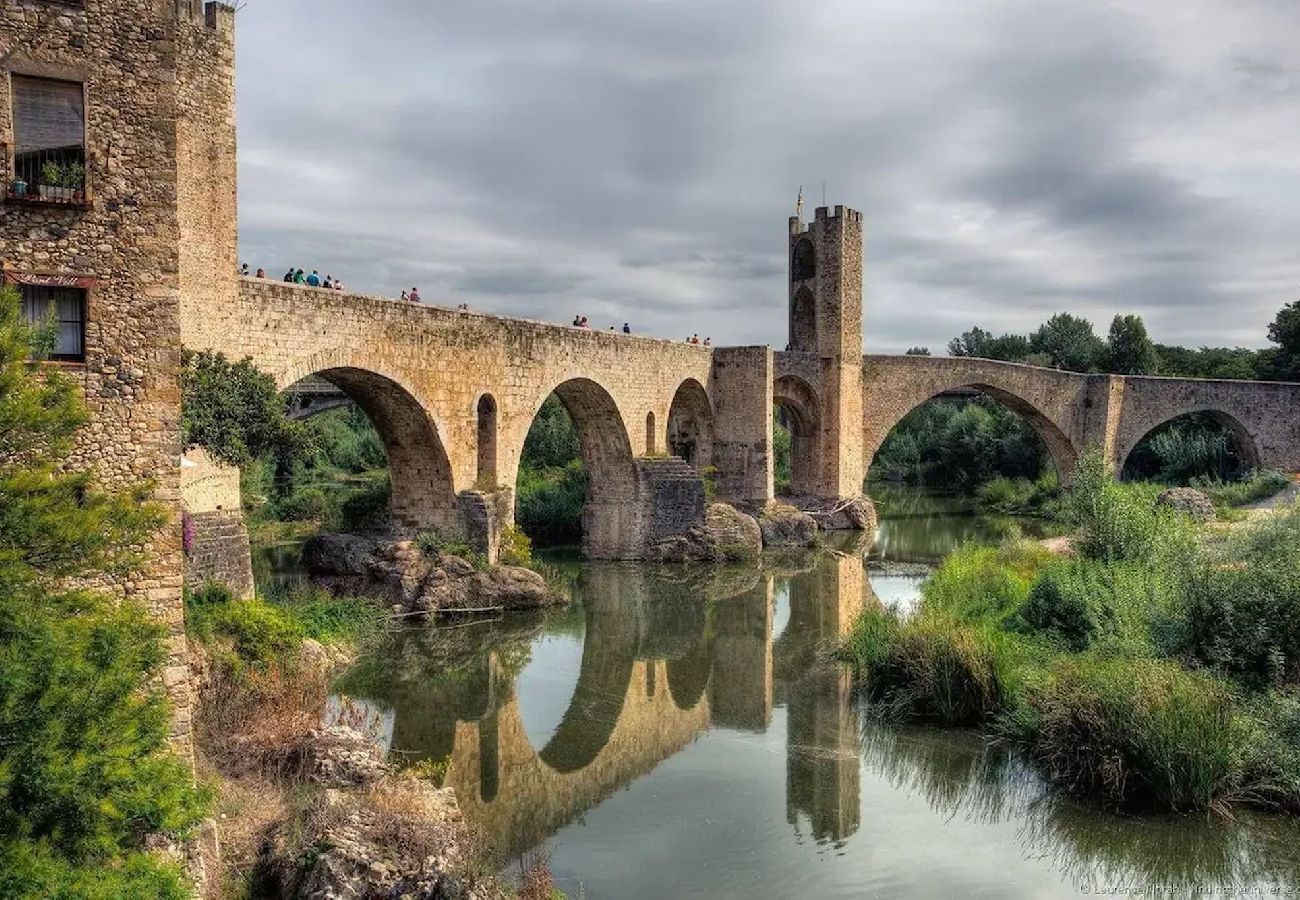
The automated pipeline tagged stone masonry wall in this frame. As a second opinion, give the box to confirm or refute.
[0,0,237,755]
[181,449,253,598]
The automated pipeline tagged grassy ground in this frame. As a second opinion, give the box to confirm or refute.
[839,450,1300,815]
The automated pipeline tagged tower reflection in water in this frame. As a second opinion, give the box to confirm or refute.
[330,542,871,860]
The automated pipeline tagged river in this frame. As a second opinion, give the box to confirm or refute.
[262,488,1300,898]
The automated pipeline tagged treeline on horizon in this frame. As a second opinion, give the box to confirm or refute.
[903,297,1300,381]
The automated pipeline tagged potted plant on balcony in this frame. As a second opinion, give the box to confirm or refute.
[64,162,86,203]
[40,162,67,201]
[39,161,84,202]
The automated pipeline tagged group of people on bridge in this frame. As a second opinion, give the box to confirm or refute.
[239,263,352,292]
[572,315,634,334]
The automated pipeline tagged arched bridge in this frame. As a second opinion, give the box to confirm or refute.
[184,205,1300,561]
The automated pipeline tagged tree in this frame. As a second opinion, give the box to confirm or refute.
[0,286,207,896]
[947,327,991,358]
[905,346,931,356]
[181,349,313,467]
[1264,299,1300,381]
[1106,314,1160,375]
[1030,313,1105,372]
[947,326,1030,361]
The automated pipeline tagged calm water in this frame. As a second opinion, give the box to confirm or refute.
[263,490,1300,898]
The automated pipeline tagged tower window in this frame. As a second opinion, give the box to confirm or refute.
[8,76,87,204]
[792,239,815,281]
[20,284,86,360]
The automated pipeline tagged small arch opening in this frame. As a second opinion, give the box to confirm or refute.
[1121,411,1261,484]
[667,378,714,472]
[791,286,817,353]
[646,411,657,455]
[476,393,498,488]
[792,238,815,281]
[515,379,637,558]
[773,375,820,496]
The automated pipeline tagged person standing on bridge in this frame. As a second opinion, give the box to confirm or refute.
[255,268,265,278]
[239,262,249,276]
[623,322,631,334]
[293,268,306,284]
[409,287,422,303]
[306,270,321,287]
[283,268,294,282]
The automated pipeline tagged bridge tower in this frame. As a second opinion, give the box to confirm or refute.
[785,206,866,499]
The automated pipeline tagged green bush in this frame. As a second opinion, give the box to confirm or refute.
[1020,562,1113,651]
[334,473,391,532]
[1193,469,1291,509]
[1015,657,1238,811]
[498,524,534,567]
[1066,450,1194,563]
[1180,507,1300,688]
[181,348,313,467]
[0,285,207,888]
[416,529,486,569]
[272,485,330,522]
[188,582,382,659]
[838,607,1028,726]
[516,459,587,547]
[1238,690,1300,811]
[920,541,1050,627]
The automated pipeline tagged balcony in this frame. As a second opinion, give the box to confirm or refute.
[2,143,90,209]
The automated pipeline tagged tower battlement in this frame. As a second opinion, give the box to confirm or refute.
[175,0,236,34]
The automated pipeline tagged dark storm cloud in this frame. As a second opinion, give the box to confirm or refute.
[234,0,1300,352]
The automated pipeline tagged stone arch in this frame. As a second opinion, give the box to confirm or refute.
[282,360,457,532]
[790,286,817,352]
[792,237,815,281]
[645,411,657,455]
[773,374,821,496]
[1119,408,1261,479]
[535,591,639,773]
[476,393,498,488]
[666,377,714,472]
[867,381,1079,483]
[535,377,639,559]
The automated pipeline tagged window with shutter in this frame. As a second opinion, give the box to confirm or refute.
[8,75,87,204]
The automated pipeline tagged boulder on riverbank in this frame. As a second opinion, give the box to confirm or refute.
[1156,487,1216,524]
[647,502,763,563]
[756,503,819,548]
[785,495,878,532]
[301,533,564,616]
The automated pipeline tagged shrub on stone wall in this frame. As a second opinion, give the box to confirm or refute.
[0,287,208,896]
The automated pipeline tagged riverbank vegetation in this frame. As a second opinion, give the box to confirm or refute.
[0,287,208,896]
[839,449,1300,815]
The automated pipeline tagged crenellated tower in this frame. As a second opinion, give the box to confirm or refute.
[783,206,865,499]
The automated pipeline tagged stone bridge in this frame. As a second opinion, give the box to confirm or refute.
[182,204,1300,563]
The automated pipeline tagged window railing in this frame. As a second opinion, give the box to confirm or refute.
[2,143,88,207]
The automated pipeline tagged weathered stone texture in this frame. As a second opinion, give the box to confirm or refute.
[1,0,238,754]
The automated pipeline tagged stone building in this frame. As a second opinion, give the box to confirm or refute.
[0,0,237,754]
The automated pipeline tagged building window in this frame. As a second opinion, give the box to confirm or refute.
[20,284,85,360]
[8,76,86,204]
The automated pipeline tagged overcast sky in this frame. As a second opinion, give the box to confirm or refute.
[234,0,1300,354]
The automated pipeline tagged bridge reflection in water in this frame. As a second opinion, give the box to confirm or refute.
[331,540,874,860]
